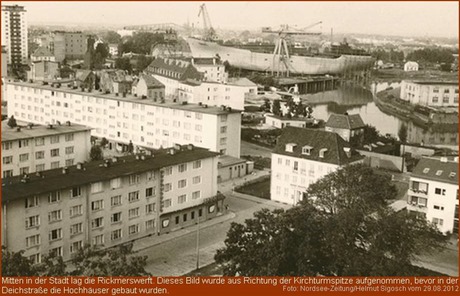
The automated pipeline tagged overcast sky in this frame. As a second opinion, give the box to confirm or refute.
[5,1,459,38]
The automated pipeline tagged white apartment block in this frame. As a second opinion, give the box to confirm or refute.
[1,121,91,178]
[191,57,228,83]
[400,80,459,107]
[2,145,223,263]
[406,157,458,234]
[271,127,363,205]
[5,80,241,158]
[1,5,28,65]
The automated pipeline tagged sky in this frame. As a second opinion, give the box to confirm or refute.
[4,1,459,38]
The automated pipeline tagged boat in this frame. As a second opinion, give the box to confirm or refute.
[186,37,375,75]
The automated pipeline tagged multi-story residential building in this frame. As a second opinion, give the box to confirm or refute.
[324,113,365,142]
[1,46,7,76]
[406,156,458,234]
[100,69,134,95]
[1,145,224,263]
[47,31,87,62]
[400,80,459,107]
[1,5,28,66]
[1,120,91,178]
[27,61,59,82]
[271,127,363,205]
[190,57,227,83]
[5,80,241,158]
[132,74,164,100]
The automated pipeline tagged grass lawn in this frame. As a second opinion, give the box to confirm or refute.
[235,177,271,200]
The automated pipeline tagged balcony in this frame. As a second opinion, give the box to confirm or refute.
[408,188,428,198]
[406,196,428,213]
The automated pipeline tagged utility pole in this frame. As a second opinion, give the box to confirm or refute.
[196,213,200,270]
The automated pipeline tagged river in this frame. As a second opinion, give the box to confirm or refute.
[303,82,458,149]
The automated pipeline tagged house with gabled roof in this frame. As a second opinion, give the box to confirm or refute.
[270,127,364,205]
[325,113,365,142]
[31,46,55,62]
[406,156,458,234]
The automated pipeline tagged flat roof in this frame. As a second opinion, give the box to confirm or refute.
[2,146,219,202]
[408,81,458,86]
[2,121,91,142]
[218,155,246,167]
[5,80,243,115]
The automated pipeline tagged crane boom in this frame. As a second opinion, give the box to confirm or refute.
[198,3,217,41]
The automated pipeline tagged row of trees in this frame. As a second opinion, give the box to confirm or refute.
[2,244,150,276]
[261,99,313,119]
[215,164,447,276]
[406,47,456,65]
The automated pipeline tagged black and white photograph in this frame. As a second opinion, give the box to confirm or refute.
[1,1,458,279]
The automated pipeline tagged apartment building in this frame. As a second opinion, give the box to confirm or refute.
[1,145,223,263]
[271,127,363,205]
[1,5,28,66]
[52,31,88,62]
[406,156,458,234]
[324,113,365,142]
[5,80,241,158]
[191,57,228,83]
[1,120,91,178]
[400,80,459,107]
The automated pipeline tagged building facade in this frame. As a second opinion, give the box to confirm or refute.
[1,5,28,66]
[324,113,365,142]
[1,145,224,263]
[406,157,458,234]
[270,127,363,205]
[5,80,241,158]
[1,121,91,178]
[400,80,459,107]
[404,61,419,72]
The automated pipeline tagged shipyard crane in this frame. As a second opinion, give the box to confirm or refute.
[262,21,322,77]
[198,3,218,41]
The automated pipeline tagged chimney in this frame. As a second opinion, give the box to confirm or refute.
[169,148,176,155]
[66,121,71,126]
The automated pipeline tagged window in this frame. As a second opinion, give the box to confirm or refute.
[48,210,62,222]
[129,174,140,185]
[48,192,61,203]
[29,253,41,264]
[51,161,60,169]
[164,167,173,175]
[111,212,122,223]
[146,219,155,229]
[192,191,201,199]
[220,126,227,133]
[293,161,299,172]
[65,146,74,154]
[70,205,82,217]
[193,160,201,169]
[65,133,74,141]
[128,191,140,203]
[436,170,443,176]
[146,187,155,197]
[110,178,121,189]
[433,88,439,93]
[178,179,187,188]
[433,205,445,211]
[19,153,29,162]
[432,96,438,103]
[111,229,122,241]
[192,176,201,184]
[71,186,81,197]
[129,208,140,219]
[220,137,227,145]
[93,234,104,246]
[49,228,63,241]
[178,163,187,173]
[129,224,139,235]
[111,195,122,207]
[164,183,172,192]
[91,182,103,193]
[146,203,156,214]
[91,217,103,229]
[20,167,29,175]
[50,148,59,157]
[178,194,187,204]
[35,137,45,146]
[26,234,41,247]
[220,114,228,122]
[162,199,171,208]
[49,247,63,257]
[19,140,29,148]
[50,135,60,144]
[26,215,40,228]
[432,217,444,226]
[302,146,312,155]
[2,142,13,150]
[91,200,104,211]
[435,188,446,196]
[70,223,83,235]
[35,151,45,159]
[3,156,13,164]
[70,241,83,253]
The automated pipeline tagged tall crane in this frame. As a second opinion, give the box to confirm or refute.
[198,3,218,41]
[262,21,322,76]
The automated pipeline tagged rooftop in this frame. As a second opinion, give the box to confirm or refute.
[5,80,242,115]
[32,46,53,58]
[411,156,458,185]
[2,145,219,202]
[325,113,365,130]
[273,127,363,166]
[218,155,246,167]
[139,74,164,89]
[406,80,458,86]
[227,77,257,87]
[1,120,91,142]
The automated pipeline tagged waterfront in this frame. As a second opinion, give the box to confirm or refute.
[304,82,458,149]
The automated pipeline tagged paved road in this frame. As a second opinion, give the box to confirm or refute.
[240,140,272,158]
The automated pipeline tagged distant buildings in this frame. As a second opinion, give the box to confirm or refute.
[132,74,164,100]
[404,61,419,72]
[5,80,242,158]
[1,121,91,178]
[400,80,459,107]
[1,145,224,262]
[100,70,134,95]
[31,46,55,62]
[406,156,458,234]
[27,61,59,82]
[1,46,7,77]
[325,113,365,142]
[108,44,118,57]
[264,114,313,129]
[1,5,28,66]
[270,127,363,205]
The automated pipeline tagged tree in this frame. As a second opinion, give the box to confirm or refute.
[115,57,132,73]
[127,140,134,153]
[260,98,271,112]
[104,31,122,44]
[90,145,103,161]
[71,244,150,276]
[100,137,109,147]
[398,123,408,143]
[272,99,281,116]
[362,124,381,145]
[7,115,17,128]
[35,253,68,276]
[135,54,154,72]
[94,43,110,70]
[2,246,38,276]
